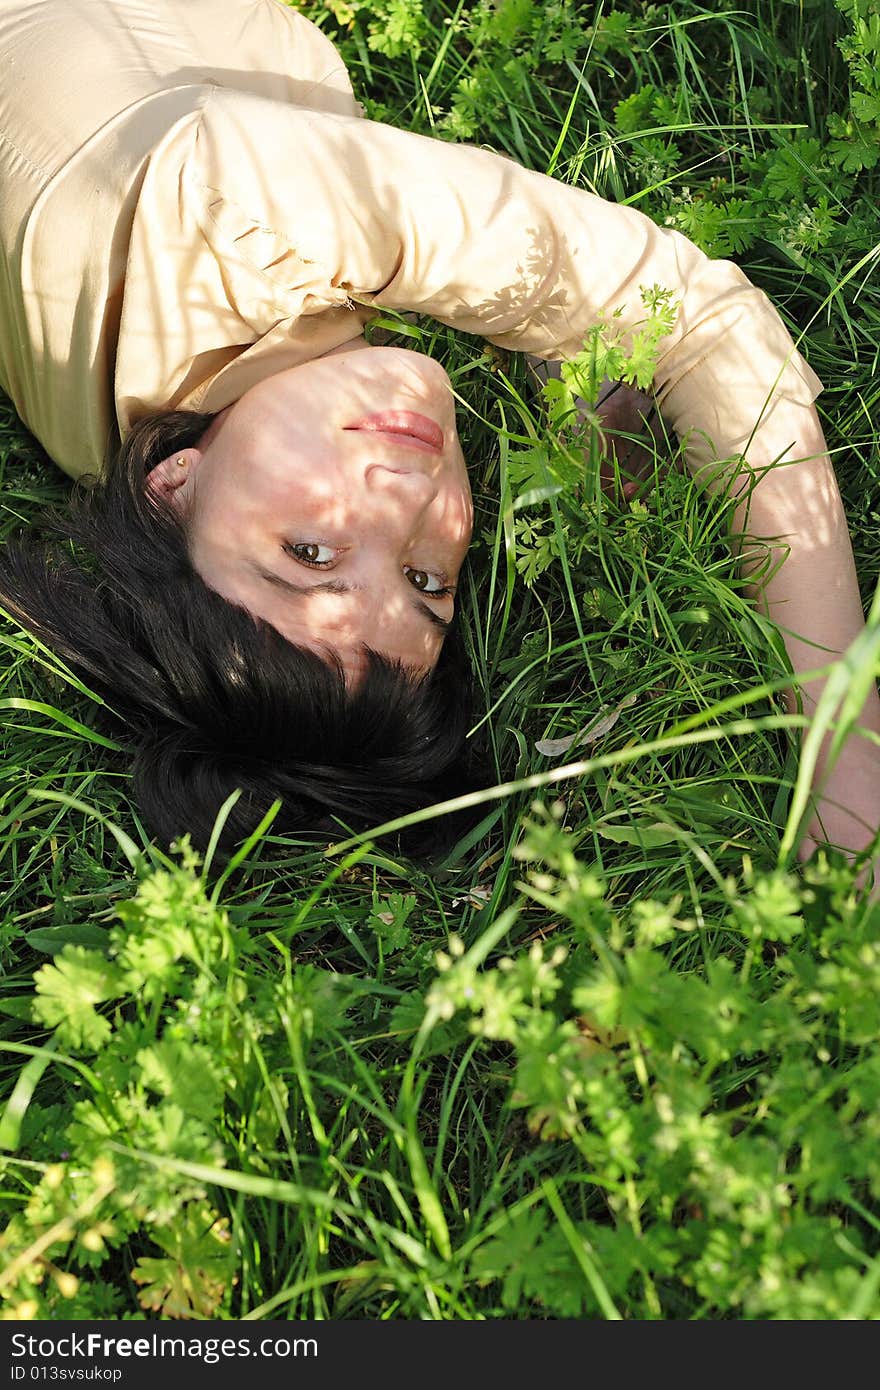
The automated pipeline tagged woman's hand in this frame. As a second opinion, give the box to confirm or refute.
[798,736,880,896]
[690,400,880,898]
[592,380,669,501]
[525,356,671,500]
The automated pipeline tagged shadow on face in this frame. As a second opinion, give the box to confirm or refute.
[146,344,474,683]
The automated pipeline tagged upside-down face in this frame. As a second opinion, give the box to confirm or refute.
[147,343,474,683]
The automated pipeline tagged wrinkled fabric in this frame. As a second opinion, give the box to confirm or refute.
[0,0,822,479]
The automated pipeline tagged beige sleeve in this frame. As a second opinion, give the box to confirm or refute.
[120,91,822,471]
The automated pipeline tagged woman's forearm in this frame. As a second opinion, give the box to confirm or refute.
[729,409,880,860]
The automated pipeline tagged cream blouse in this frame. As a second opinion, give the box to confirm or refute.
[0,0,822,480]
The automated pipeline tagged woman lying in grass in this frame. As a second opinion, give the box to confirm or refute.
[0,0,877,871]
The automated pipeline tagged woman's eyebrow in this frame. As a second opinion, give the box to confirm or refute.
[257,570,352,597]
[414,603,451,635]
[254,567,451,635]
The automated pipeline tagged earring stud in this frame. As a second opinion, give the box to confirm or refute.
[176,456,187,467]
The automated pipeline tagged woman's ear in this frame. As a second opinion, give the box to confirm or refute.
[145,447,202,506]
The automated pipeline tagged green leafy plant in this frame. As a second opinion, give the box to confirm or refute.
[2,820,878,1319]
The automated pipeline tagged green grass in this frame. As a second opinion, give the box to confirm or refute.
[1,0,879,1320]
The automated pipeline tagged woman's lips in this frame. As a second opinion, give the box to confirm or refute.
[343,411,444,453]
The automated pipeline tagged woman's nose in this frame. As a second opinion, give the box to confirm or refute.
[364,464,438,511]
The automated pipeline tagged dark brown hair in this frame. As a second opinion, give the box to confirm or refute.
[0,412,477,855]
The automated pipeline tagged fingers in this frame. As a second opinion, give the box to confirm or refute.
[524,358,671,502]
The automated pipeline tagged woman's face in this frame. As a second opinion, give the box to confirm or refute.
[154,345,474,683]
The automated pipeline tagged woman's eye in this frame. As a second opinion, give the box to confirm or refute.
[404,566,451,596]
[285,542,335,566]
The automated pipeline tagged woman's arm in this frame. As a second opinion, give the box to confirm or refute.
[119,94,879,862]
[120,91,824,466]
[536,373,879,868]
[728,408,880,870]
